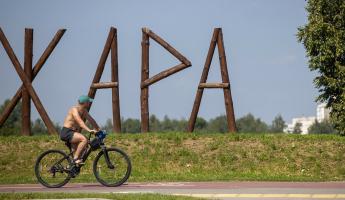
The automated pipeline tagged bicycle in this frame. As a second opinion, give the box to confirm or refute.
[35,130,132,188]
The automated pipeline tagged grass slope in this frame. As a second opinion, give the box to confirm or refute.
[0,133,345,184]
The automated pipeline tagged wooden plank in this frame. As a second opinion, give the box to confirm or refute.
[140,30,150,133]
[187,28,219,132]
[90,82,118,89]
[22,28,33,136]
[217,29,237,132]
[141,63,188,88]
[143,27,191,66]
[111,31,121,133]
[0,29,66,127]
[198,82,229,89]
[0,28,56,134]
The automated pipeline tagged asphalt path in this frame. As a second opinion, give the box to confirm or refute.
[1,182,345,200]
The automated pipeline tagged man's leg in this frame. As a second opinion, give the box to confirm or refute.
[70,132,87,162]
[71,143,78,153]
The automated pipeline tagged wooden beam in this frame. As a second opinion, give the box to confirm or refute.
[198,83,229,89]
[140,28,192,133]
[143,28,191,66]
[141,63,189,88]
[187,28,219,132]
[217,29,236,132]
[140,31,150,133]
[83,27,122,135]
[21,28,33,136]
[87,27,116,107]
[0,29,66,127]
[90,82,118,89]
[0,28,57,134]
[111,31,121,133]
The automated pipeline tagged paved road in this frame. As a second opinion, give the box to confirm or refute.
[1,182,345,200]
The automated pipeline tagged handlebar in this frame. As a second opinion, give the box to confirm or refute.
[87,130,107,141]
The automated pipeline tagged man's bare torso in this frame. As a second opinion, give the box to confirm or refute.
[63,106,86,130]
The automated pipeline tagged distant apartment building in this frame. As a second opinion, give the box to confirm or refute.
[316,103,330,122]
[284,103,331,134]
[284,116,316,134]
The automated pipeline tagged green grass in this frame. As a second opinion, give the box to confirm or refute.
[0,192,200,200]
[0,133,345,184]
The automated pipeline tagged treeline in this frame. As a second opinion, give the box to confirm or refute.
[0,99,336,135]
[101,113,335,134]
[103,113,285,133]
[0,100,62,136]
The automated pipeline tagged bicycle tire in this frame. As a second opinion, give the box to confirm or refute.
[35,149,72,188]
[93,147,131,187]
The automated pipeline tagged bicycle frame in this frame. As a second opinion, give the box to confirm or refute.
[56,132,114,170]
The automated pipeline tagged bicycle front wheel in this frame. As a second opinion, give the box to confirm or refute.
[93,147,131,187]
[35,149,72,188]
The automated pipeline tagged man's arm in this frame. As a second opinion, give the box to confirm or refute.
[71,108,93,132]
[84,111,100,131]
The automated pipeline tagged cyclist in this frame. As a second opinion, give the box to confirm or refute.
[60,95,100,165]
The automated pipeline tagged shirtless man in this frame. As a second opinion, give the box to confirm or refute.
[60,95,100,164]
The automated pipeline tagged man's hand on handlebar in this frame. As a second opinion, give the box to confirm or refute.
[89,129,97,134]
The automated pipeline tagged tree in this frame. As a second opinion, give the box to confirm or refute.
[32,119,47,135]
[102,118,113,133]
[161,115,173,132]
[54,123,62,132]
[149,115,161,132]
[174,118,188,132]
[298,0,345,135]
[207,115,228,133]
[0,99,22,135]
[195,117,208,131]
[169,118,185,132]
[269,114,286,133]
[122,118,140,133]
[236,113,268,133]
[308,120,335,134]
[293,122,302,134]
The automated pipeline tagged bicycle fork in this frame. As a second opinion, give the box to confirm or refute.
[102,146,115,169]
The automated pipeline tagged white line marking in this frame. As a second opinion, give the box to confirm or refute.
[173,193,345,199]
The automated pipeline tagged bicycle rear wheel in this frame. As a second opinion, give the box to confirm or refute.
[93,147,131,187]
[35,149,72,188]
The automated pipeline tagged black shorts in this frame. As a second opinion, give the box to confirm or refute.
[60,127,74,142]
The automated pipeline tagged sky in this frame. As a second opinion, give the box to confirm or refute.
[0,0,318,125]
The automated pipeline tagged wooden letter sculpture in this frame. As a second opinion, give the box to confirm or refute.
[140,27,192,132]
[188,28,236,133]
[0,27,236,135]
[0,28,65,135]
[86,27,121,133]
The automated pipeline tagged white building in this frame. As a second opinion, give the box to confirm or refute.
[284,103,331,134]
[284,116,316,134]
[316,103,330,122]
